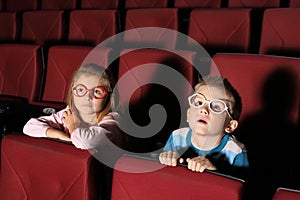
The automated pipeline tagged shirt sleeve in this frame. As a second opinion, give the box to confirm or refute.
[23,107,68,137]
[70,112,123,150]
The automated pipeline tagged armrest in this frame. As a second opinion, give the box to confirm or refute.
[0,134,100,200]
[111,155,245,200]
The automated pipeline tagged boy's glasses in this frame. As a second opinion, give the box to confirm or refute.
[72,84,108,99]
[188,93,233,119]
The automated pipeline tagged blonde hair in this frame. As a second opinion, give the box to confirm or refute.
[66,63,117,122]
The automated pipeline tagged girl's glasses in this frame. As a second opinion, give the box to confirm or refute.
[188,93,233,119]
[72,84,108,99]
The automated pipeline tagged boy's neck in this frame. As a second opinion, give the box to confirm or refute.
[191,133,225,151]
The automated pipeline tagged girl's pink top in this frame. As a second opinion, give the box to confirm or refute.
[23,107,123,150]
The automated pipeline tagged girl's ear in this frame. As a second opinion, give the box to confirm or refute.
[225,120,238,133]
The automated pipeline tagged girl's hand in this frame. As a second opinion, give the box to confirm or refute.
[62,109,76,134]
[186,156,217,172]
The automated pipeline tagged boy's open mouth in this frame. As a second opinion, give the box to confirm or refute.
[197,119,208,124]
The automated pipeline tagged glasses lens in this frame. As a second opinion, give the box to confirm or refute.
[93,87,106,98]
[210,100,226,113]
[73,85,87,97]
[189,94,205,108]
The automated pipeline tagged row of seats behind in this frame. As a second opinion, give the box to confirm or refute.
[1,0,300,12]
[1,8,300,57]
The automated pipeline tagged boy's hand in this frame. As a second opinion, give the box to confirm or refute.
[159,150,183,166]
[186,156,217,172]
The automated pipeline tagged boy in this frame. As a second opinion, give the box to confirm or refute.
[159,76,249,178]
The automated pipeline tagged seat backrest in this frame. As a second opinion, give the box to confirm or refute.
[228,0,280,8]
[41,45,111,103]
[41,0,77,10]
[0,12,17,41]
[0,134,101,200]
[125,0,169,9]
[272,188,300,200]
[0,44,43,103]
[174,0,222,8]
[188,8,251,55]
[80,0,119,9]
[289,0,300,7]
[211,53,300,125]
[111,156,245,200]
[68,10,118,46]
[124,8,178,49]
[21,10,65,45]
[259,8,300,57]
[117,48,197,152]
[6,0,38,11]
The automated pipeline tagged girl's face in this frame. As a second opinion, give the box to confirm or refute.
[187,85,232,137]
[72,74,108,116]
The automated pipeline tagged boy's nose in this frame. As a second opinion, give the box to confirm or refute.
[198,104,209,115]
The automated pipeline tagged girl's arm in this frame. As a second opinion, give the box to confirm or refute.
[70,112,123,150]
[23,107,70,141]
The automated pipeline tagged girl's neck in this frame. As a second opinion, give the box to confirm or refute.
[191,132,224,151]
[79,113,98,125]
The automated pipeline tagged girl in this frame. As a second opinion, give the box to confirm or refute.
[23,63,123,150]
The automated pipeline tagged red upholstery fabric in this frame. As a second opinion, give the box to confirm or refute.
[188,9,251,54]
[21,10,65,45]
[0,44,43,103]
[80,0,119,9]
[272,188,300,200]
[125,0,169,9]
[0,134,100,200]
[118,48,197,151]
[124,8,178,49]
[40,45,111,104]
[289,0,300,7]
[0,12,17,41]
[111,156,245,200]
[6,0,38,11]
[211,53,300,124]
[41,0,77,10]
[68,10,118,46]
[228,0,280,8]
[174,0,222,8]
[259,8,300,56]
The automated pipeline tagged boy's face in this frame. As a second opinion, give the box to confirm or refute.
[187,85,234,137]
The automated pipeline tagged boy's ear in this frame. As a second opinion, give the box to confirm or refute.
[225,120,238,133]
[186,108,191,122]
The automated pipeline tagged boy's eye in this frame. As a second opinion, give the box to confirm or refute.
[194,100,203,106]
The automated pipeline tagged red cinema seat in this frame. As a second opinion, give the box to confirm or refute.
[111,156,245,200]
[0,12,18,41]
[21,10,65,45]
[124,8,178,49]
[41,0,77,10]
[0,44,43,103]
[174,0,222,8]
[117,48,197,152]
[0,134,101,200]
[125,0,169,9]
[272,188,300,200]
[68,10,118,46]
[0,44,43,134]
[228,0,280,8]
[289,0,300,7]
[210,53,300,125]
[6,0,38,11]
[80,0,119,9]
[188,9,251,55]
[34,45,111,109]
[259,8,300,57]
